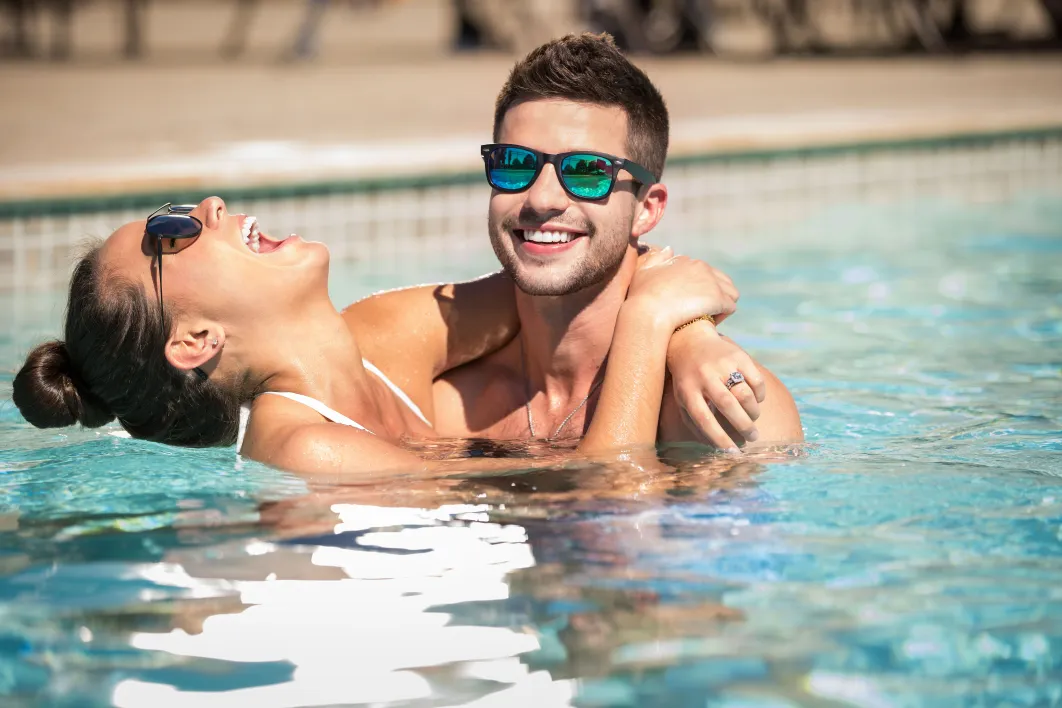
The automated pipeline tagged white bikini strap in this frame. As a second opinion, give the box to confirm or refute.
[258,391,373,433]
[362,359,431,426]
[235,361,426,452]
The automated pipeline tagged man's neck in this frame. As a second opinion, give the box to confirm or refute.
[516,246,638,403]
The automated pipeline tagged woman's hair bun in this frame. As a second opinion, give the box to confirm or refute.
[13,340,115,429]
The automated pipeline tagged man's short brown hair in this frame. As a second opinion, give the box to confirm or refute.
[493,33,669,180]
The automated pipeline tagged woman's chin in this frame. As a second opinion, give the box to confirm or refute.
[282,239,330,271]
[304,243,332,294]
[263,242,331,299]
[310,241,331,272]
[298,238,329,261]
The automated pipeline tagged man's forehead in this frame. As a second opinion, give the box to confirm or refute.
[498,99,629,154]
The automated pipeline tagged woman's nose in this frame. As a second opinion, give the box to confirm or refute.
[199,197,227,229]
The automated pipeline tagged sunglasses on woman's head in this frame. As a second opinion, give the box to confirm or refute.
[480,144,657,202]
[145,204,211,380]
[145,203,202,322]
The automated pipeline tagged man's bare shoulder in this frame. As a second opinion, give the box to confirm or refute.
[432,339,525,436]
[749,364,803,444]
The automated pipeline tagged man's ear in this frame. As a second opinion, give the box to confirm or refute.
[165,319,224,372]
[631,183,668,240]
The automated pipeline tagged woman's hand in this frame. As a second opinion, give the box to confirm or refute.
[625,247,738,331]
[636,245,740,325]
[666,324,767,448]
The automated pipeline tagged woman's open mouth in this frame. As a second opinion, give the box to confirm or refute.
[239,216,293,254]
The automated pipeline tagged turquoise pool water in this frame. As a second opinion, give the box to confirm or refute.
[1,194,1060,706]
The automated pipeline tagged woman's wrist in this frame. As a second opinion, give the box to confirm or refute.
[675,313,716,331]
[619,297,684,335]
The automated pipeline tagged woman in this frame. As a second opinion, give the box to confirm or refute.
[13,197,733,477]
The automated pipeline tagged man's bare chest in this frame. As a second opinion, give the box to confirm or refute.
[435,375,593,442]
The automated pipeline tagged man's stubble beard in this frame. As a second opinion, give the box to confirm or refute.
[488,212,632,297]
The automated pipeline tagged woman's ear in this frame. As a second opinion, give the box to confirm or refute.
[165,321,224,372]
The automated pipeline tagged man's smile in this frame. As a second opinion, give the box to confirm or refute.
[512,224,588,255]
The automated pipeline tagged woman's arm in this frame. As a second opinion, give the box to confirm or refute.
[263,250,729,478]
[578,249,728,453]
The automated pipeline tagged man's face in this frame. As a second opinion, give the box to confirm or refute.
[488,99,641,296]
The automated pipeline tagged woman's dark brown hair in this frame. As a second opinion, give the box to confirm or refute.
[13,241,241,447]
[493,32,670,180]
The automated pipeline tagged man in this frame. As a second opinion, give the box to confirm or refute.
[346,33,801,450]
[432,33,801,449]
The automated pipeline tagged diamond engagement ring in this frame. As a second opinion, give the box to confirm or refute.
[724,371,745,390]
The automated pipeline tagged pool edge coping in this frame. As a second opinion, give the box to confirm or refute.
[2,123,1060,220]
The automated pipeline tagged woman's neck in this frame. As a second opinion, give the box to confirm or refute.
[243,300,374,408]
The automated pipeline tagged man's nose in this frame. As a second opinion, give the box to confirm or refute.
[524,164,570,215]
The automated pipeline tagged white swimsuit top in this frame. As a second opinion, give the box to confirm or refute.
[236,359,430,451]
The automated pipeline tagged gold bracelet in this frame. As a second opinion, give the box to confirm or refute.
[675,314,716,332]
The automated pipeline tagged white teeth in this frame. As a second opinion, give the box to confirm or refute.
[240,216,260,252]
[523,229,574,244]
[241,216,256,240]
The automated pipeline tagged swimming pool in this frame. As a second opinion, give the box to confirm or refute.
[1,193,1060,706]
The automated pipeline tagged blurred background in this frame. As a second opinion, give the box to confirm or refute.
[1,10,1061,704]
[0,0,1060,294]
[1,0,1060,197]
[2,0,1061,62]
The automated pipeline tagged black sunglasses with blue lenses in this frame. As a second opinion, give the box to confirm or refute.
[481,144,657,201]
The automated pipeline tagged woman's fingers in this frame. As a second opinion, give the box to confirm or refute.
[637,245,674,270]
[705,377,759,443]
[710,267,739,302]
[679,393,739,451]
[707,267,737,323]
[722,353,766,404]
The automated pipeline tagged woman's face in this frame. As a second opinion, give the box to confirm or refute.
[100,196,330,329]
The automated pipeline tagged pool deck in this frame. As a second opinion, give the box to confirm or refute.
[1,0,1061,204]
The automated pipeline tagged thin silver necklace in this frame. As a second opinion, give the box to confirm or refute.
[519,336,604,440]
